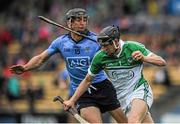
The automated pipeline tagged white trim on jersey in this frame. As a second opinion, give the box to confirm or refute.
[116,39,125,58]
[147,52,153,56]
[88,68,96,76]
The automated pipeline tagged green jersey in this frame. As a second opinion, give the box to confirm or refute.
[88,40,152,100]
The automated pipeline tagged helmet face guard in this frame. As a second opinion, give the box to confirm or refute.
[97,26,120,46]
[97,35,114,46]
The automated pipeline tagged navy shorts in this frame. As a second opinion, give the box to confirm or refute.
[76,79,120,113]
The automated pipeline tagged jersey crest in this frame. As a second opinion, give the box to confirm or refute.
[107,69,134,82]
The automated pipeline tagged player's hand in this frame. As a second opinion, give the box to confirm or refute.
[9,65,26,75]
[132,51,144,61]
[63,99,75,111]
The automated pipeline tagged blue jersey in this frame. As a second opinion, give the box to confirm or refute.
[47,31,107,94]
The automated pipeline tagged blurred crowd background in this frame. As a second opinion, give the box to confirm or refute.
[0,0,180,123]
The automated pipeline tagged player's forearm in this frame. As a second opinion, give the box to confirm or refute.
[70,77,92,103]
[143,55,166,66]
[23,55,48,71]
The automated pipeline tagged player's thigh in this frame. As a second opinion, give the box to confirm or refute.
[80,106,102,123]
[127,98,148,122]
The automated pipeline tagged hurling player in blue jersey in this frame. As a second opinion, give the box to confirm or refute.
[10,8,127,123]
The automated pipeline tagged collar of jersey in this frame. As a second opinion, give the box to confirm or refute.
[68,31,90,43]
[115,39,124,58]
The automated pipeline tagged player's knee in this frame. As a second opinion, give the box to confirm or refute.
[81,112,102,123]
[83,115,102,123]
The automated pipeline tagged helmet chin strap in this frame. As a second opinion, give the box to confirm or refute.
[67,18,72,29]
[112,40,121,56]
[113,40,120,49]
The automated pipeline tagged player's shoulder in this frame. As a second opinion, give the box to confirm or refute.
[87,31,97,42]
[124,40,145,48]
[52,34,69,43]
[56,33,69,40]
[125,40,138,44]
[88,31,97,36]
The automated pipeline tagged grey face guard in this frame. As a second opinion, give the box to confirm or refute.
[97,35,114,46]
[98,35,120,50]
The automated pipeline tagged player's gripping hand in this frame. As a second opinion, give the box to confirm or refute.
[132,51,144,61]
[63,99,75,111]
[10,65,25,75]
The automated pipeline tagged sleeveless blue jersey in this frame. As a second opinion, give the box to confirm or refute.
[47,31,107,94]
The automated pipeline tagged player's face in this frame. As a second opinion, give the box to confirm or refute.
[69,16,88,33]
[101,41,117,56]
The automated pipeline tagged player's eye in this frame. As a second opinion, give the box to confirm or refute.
[82,17,87,22]
[75,17,81,21]
[75,17,87,22]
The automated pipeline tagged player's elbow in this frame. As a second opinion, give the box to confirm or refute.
[84,78,92,86]
[35,55,44,66]
[84,74,93,86]
[37,54,49,66]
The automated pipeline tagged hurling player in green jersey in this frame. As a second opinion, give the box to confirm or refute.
[10,8,128,123]
[63,26,166,123]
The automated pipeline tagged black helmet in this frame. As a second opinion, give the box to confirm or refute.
[97,26,120,46]
[66,8,88,20]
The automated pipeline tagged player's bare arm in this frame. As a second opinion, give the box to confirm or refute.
[10,50,50,74]
[63,74,93,110]
[143,53,166,66]
[132,51,166,66]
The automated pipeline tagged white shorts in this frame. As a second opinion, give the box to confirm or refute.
[119,83,153,114]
